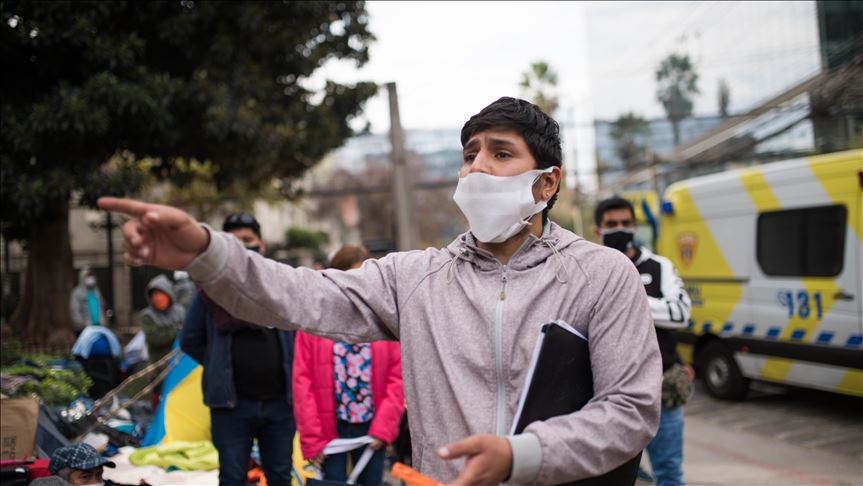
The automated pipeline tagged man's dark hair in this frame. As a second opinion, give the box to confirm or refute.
[594,196,635,226]
[222,213,261,238]
[460,97,563,220]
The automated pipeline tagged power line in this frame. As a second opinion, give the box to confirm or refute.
[592,1,724,81]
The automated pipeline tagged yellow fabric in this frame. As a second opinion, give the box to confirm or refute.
[293,433,314,486]
[163,366,211,444]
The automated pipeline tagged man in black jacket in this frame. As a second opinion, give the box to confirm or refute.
[180,213,295,486]
[595,196,692,486]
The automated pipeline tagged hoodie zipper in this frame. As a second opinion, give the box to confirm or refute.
[494,265,509,436]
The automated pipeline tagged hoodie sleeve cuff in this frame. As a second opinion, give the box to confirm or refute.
[183,224,229,283]
[506,433,542,484]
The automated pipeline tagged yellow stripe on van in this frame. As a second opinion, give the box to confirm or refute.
[740,167,794,382]
[837,369,863,397]
[807,150,863,241]
[739,168,781,212]
[661,186,743,342]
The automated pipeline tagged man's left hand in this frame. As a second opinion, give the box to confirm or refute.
[438,434,512,486]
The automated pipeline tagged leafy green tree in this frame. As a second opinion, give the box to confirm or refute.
[718,78,731,118]
[519,61,559,115]
[610,112,652,171]
[285,227,329,251]
[1,1,377,342]
[655,53,700,146]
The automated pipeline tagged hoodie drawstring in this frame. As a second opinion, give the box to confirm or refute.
[446,247,468,283]
[544,239,569,283]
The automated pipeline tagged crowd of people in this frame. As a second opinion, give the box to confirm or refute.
[66,214,406,486]
[57,97,693,486]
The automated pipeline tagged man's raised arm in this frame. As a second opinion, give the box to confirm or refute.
[99,197,399,343]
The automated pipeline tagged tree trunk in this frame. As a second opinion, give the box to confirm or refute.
[672,120,681,147]
[9,196,75,346]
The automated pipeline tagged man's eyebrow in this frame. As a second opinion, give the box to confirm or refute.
[485,137,518,148]
[463,137,518,152]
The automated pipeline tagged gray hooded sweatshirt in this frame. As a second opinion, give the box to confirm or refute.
[186,222,661,484]
[138,274,185,362]
[69,269,106,331]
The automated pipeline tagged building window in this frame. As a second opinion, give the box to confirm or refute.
[757,205,846,277]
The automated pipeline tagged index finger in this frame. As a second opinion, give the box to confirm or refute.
[98,197,152,217]
[439,436,481,459]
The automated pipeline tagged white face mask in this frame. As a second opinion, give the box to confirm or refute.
[453,168,553,243]
[84,276,97,288]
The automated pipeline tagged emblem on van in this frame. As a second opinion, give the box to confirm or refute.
[677,232,698,267]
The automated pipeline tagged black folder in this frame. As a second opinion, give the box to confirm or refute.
[511,321,642,486]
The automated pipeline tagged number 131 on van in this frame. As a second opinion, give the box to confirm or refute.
[777,290,823,320]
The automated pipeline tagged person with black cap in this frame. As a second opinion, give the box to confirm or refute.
[180,213,296,486]
[31,443,118,486]
[594,196,693,486]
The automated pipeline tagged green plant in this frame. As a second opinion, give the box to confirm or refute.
[285,227,329,250]
[2,358,93,405]
[0,337,23,366]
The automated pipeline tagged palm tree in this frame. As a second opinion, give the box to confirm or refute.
[610,112,652,171]
[655,54,700,146]
[520,61,559,115]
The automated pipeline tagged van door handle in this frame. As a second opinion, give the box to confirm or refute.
[834,291,854,301]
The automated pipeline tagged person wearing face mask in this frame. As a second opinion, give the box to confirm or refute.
[69,269,107,336]
[70,269,121,398]
[594,197,692,486]
[172,270,197,309]
[137,274,186,364]
[102,97,661,485]
[180,213,296,486]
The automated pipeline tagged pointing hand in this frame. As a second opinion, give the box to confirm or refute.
[98,197,210,270]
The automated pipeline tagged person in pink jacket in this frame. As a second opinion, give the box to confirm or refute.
[293,245,405,486]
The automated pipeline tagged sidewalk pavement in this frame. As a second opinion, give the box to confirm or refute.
[638,413,863,486]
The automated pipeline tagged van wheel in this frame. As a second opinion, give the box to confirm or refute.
[699,341,749,401]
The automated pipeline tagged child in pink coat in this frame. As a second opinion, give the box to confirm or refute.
[292,245,405,486]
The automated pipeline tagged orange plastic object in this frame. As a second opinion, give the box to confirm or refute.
[391,462,441,486]
[247,466,267,486]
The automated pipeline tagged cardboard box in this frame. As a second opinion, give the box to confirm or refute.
[0,397,39,460]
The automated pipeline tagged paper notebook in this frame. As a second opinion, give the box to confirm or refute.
[510,320,642,486]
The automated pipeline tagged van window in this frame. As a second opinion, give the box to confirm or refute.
[757,204,846,277]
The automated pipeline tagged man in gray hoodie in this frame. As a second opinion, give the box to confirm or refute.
[100,97,661,485]
[138,274,185,363]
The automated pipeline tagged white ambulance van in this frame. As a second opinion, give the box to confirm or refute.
[657,150,862,400]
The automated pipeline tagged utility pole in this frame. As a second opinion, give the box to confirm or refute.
[387,82,417,251]
[105,211,115,324]
[90,212,117,325]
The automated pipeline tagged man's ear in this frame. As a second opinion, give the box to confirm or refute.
[543,167,562,200]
